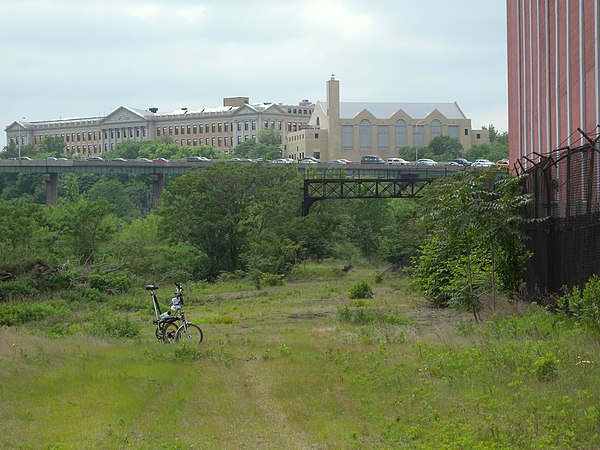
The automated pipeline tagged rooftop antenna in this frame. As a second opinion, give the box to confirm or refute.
[330,74,335,80]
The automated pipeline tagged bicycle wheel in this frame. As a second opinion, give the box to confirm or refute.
[176,323,203,343]
[162,322,179,342]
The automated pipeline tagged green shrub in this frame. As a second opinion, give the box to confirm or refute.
[337,306,407,325]
[87,273,132,294]
[556,275,600,331]
[0,280,39,300]
[0,301,65,326]
[87,312,140,339]
[532,354,559,382]
[349,281,373,299]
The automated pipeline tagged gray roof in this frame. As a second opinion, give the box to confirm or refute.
[321,101,466,120]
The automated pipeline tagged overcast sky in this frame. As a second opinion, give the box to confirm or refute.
[1,0,507,149]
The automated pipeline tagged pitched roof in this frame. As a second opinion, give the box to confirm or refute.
[322,102,467,120]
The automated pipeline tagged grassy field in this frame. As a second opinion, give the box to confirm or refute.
[1,263,599,449]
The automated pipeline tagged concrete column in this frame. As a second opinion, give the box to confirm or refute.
[151,173,165,209]
[44,173,59,206]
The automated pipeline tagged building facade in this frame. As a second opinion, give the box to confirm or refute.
[507,0,600,169]
[4,98,314,157]
[284,78,489,162]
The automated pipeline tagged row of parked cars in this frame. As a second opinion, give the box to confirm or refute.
[271,155,509,168]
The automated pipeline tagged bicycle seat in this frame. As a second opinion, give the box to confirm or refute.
[145,285,158,290]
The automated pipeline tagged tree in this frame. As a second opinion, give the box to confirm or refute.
[158,163,301,276]
[413,171,531,321]
[38,136,66,157]
[49,198,117,264]
[427,136,464,159]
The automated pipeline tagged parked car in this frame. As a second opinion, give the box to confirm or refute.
[360,155,385,164]
[387,157,409,165]
[15,156,32,160]
[299,156,321,164]
[328,159,348,164]
[85,156,104,161]
[496,158,509,169]
[153,157,169,163]
[46,157,58,161]
[187,156,204,162]
[339,158,353,164]
[112,157,127,162]
[472,159,494,168]
[451,158,472,166]
[135,158,152,162]
[271,158,294,164]
[416,158,438,166]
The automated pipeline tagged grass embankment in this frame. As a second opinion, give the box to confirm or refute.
[1,264,599,449]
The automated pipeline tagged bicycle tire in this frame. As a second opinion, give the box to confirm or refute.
[162,322,179,342]
[176,323,203,343]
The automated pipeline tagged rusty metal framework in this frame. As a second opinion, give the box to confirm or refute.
[518,126,600,294]
[302,176,433,215]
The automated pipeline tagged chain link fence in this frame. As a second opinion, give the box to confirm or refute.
[518,127,600,296]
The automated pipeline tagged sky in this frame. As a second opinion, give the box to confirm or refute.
[1,0,508,149]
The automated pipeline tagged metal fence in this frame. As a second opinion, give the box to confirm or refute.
[518,126,600,295]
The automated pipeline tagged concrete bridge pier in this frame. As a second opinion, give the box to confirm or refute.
[44,173,59,206]
[151,173,165,209]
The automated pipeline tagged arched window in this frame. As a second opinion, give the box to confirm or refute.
[431,119,442,138]
[316,117,320,127]
[395,120,407,148]
[359,119,371,149]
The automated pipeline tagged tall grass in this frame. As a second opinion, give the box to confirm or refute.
[0,265,599,448]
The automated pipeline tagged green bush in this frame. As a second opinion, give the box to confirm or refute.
[532,354,559,382]
[337,306,407,325]
[87,273,132,294]
[87,312,140,339]
[556,275,600,331]
[0,280,39,301]
[349,281,373,299]
[0,301,65,326]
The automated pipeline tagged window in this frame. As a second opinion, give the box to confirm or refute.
[211,137,215,146]
[464,128,469,136]
[264,120,268,128]
[136,128,140,137]
[66,134,70,142]
[77,133,81,141]
[342,125,353,148]
[224,122,228,132]
[278,121,282,130]
[129,128,133,138]
[218,123,222,132]
[431,119,442,138]
[359,120,371,149]
[237,122,242,131]
[187,139,191,146]
[187,125,191,134]
[218,137,222,147]
[448,125,459,138]
[175,127,179,135]
[193,139,197,146]
[168,127,173,135]
[252,120,256,131]
[395,120,407,148]
[377,125,389,149]
[193,124,197,133]
[199,124,204,134]
[413,124,424,148]
[315,133,319,139]
[157,128,161,137]
[476,133,481,139]
[238,136,242,144]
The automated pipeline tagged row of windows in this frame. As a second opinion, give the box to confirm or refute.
[342,120,463,149]
[155,120,291,138]
[287,108,312,115]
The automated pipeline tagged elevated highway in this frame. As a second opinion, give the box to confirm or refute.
[0,159,463,208]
